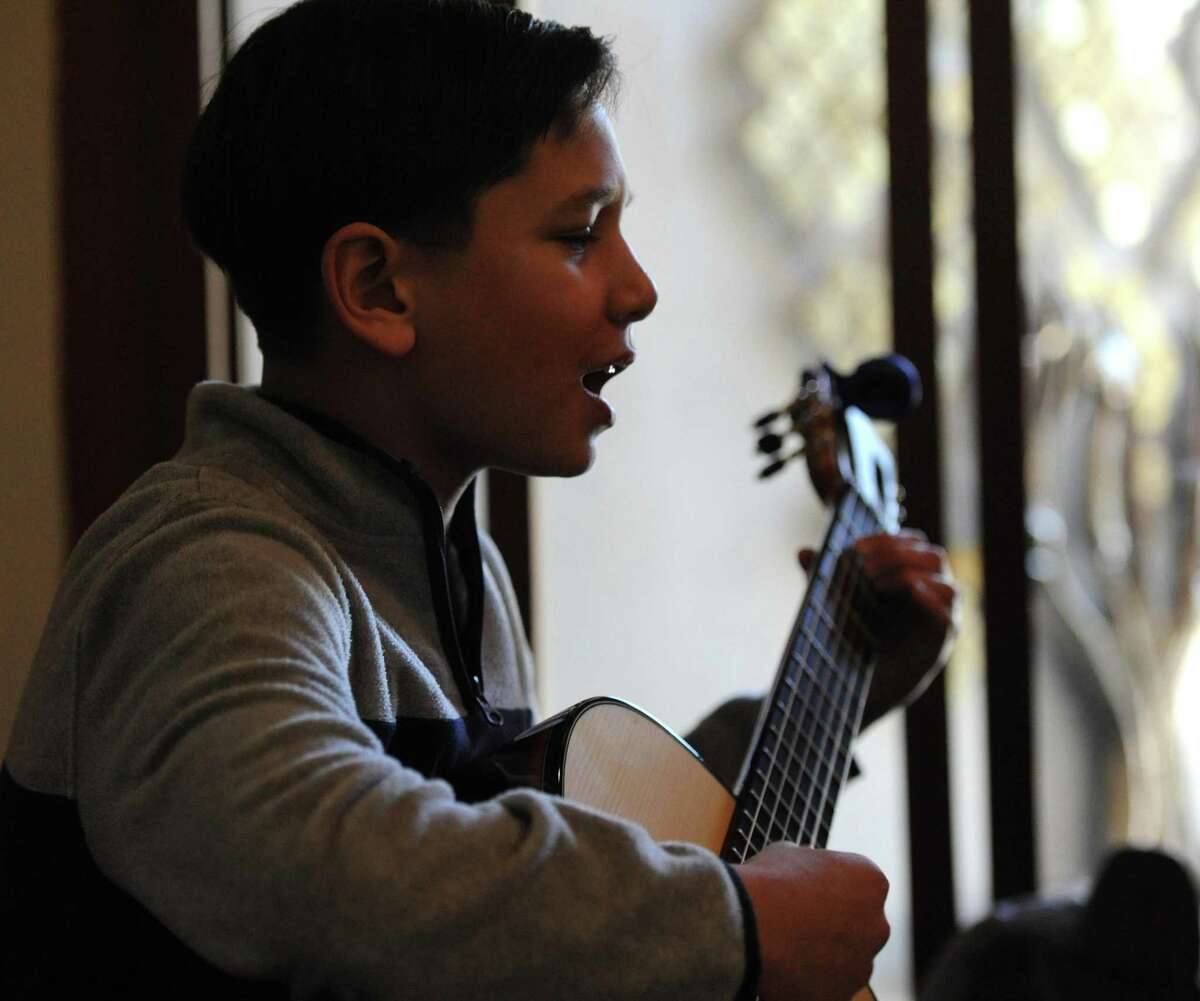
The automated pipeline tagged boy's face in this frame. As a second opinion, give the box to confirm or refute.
[406,104,657,483]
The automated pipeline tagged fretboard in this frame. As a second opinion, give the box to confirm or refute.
[721,487,882,862]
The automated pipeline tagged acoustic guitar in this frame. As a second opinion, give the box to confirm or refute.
[493,356,922,1001]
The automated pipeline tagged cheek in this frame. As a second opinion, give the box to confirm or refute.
[452,250,604,368]
[492,293,594,367]
[530,274,607,341]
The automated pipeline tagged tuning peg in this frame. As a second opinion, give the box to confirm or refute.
[753,409,782,428]
[758,446,805,479]
[757,432,784,455]
[827,354,923,421]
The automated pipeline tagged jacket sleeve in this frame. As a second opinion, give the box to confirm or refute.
[73,504,751,1001]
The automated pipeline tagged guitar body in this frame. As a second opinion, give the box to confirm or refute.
[493,697,735,849]
[491,697,877,1001]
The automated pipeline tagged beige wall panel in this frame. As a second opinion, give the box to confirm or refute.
[1,0,66,753]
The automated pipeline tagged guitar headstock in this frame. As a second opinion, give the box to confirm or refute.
[754,355,922,533]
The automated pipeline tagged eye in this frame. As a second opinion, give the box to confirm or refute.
[556,226,597,255]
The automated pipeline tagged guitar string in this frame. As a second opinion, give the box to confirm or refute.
[730,490,886,860]
[757,492,880,851]
[810,493,881,845]
[760,501,859,849]
[778,495,872,847]
[732,500,852,860]
[736,494,863,858]
[804,492,881,845]
[744,493,866,854]
[817,492,883,844]
[791,513,868,845]
[738,548,832,857]
[787,531,853,845]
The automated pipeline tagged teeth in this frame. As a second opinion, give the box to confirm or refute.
[582,360,629,396]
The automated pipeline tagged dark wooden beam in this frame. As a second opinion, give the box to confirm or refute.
[487,470,533,642]
[884,0,958,984]
[58,0,207,542]
[967,0,1038,900]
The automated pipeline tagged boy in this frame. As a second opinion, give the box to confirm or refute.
[1,2,956,999]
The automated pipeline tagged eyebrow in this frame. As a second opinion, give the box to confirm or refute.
[553,184,635,213]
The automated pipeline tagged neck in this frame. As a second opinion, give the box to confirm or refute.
[260,358,475,527]
[721,489,880,861]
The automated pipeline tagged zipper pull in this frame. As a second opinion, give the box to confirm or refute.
[473,676,503,726]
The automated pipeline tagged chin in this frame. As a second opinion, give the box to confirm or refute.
[542,452,597,479]
[562,450,598,477]
[559,435,601,477]
[506,440,598,479]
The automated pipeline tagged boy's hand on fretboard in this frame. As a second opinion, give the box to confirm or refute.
[799,530,959,728]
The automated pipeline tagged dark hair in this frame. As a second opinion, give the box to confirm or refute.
[182,0,617,357]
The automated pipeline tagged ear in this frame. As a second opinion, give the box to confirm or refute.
[321,222,417,358]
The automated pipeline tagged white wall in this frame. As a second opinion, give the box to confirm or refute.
[526,2,914,996]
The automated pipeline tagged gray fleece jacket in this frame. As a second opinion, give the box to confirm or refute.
[1,382,752,1000]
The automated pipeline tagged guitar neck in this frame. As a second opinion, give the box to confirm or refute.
[721,488,883,862]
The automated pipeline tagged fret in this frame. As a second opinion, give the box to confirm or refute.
[771,699,836,775]
[754,717,856,849]
[805,675,871,846]
[841,576,880,635]
[795,656,844,712]
[730,827,753,862]
[797,664,858,742]
[748,702,856,843]
[784,656,848,734]
[759,704,848,845]
[755,721,813,841]
[785,700,837,758]
[741,778,765,816]
[773,741,823,806]
[811,592,868,652]
[815,813,834,849]
[722,485,884,861]
[776,667,850,759]
[760,743,824,808]
[766,768,802,811]
[747,724,798,845]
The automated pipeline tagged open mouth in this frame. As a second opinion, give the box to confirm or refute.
[581,356,634,397]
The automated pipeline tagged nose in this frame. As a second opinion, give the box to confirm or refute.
[610,239,658,326]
